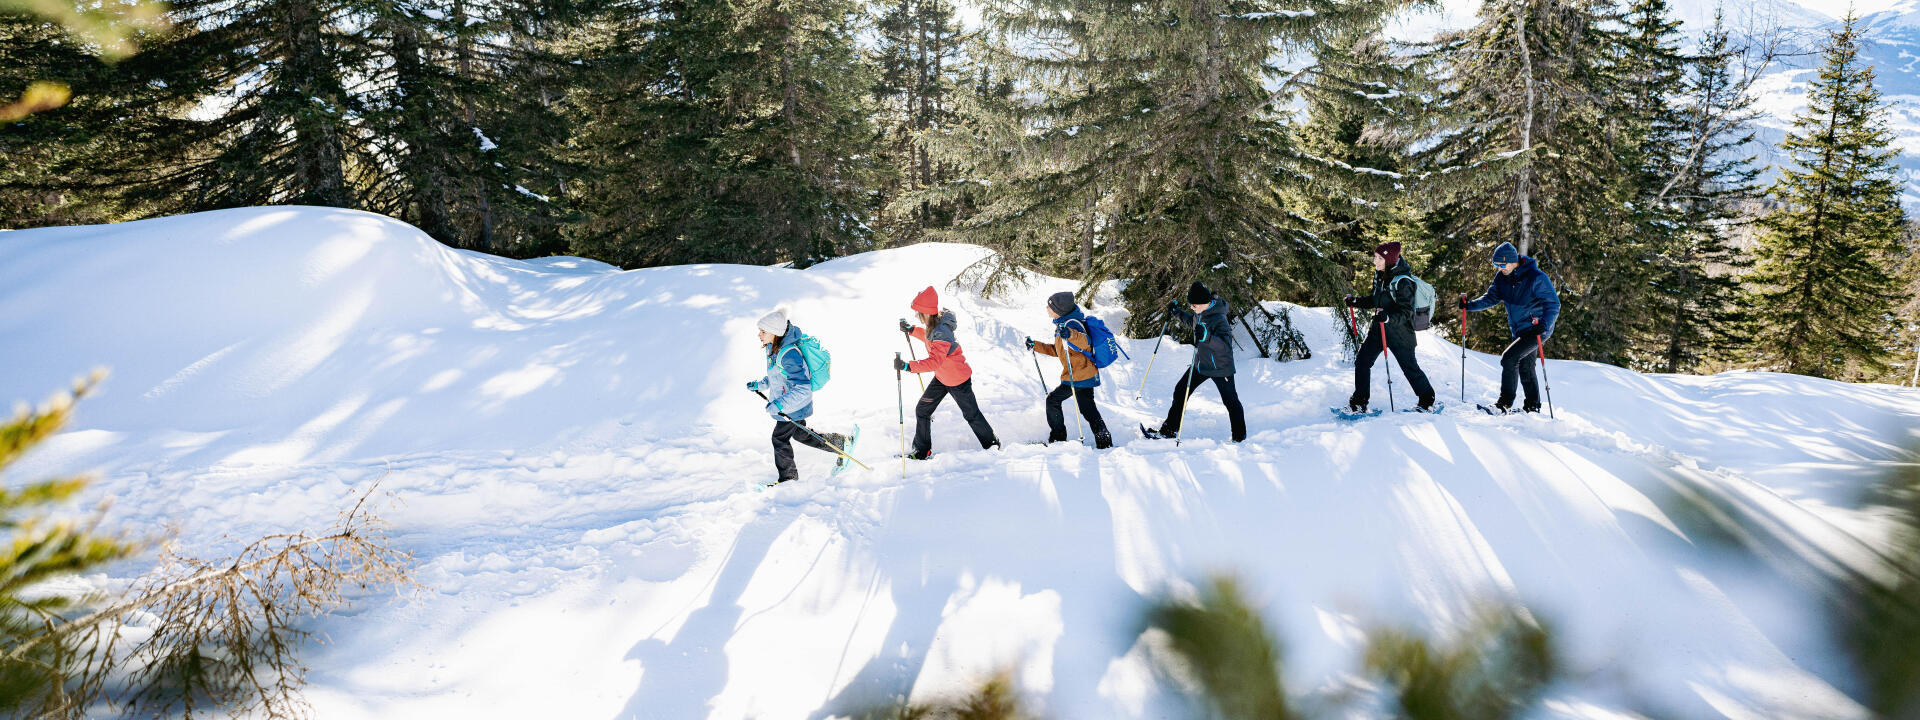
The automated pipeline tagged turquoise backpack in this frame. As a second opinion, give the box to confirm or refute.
[783,332,832,390]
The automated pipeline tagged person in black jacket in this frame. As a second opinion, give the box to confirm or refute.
[1145,282,1246,442]
[1346,242,1437,413]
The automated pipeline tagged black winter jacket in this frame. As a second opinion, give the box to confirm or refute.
[1172,298,1236,377]
[1355,257,1420,332]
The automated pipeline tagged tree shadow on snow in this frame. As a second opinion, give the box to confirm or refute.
[615,509,799,719]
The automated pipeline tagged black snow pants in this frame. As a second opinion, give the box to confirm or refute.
[1046,384,1111,447]
[1497,335,1543,411]
[771,419,839,482]
[913,378,998,455]
[1352,319,1436,408]
[1159,372,1247,442]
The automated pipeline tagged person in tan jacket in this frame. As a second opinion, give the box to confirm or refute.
[1027,291,1113,449]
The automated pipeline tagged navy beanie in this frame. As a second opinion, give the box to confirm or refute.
[1491,242,1520,264]
[1186,282,1213,305]
[1047,291,1077,316]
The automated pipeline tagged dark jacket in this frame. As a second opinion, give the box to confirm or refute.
[1464,256,1561,338]
[755,325,814,420]
[1172,298,1235,377]
[1035,310,1100,388]
[1355,257,1419,330]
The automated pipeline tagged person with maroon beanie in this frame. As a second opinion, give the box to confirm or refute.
[895,286,1000,459]
[1345,241,1437,412]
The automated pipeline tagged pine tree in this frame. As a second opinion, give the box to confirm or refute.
[1748,15,1910,381]
[1286,21,1430,355]
[929,0,1412,335]
[1645,13,1759,374]
[1418,0,1644,365]
[872,0,967,245]
[569,0,881,268]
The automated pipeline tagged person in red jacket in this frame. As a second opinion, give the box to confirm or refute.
[894,286,1000,459]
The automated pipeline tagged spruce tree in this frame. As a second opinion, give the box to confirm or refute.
[872,0,967,245]
[1748,15,1910,380]
[1646,14,1759,374]
[1418,0,1644,365]
[929,0,1411,334]
[569,0,881,268]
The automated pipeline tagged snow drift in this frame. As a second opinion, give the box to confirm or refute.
[4,207,1919,719]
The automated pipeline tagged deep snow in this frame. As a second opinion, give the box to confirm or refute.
[4,207,1919,719]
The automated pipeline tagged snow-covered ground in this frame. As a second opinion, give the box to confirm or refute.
[4,207,1919,719]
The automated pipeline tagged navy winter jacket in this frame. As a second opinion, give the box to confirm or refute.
[1464,257,1561,339]
[1172,298,1236,377]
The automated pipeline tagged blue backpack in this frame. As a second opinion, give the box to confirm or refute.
[1069,315,1129,369]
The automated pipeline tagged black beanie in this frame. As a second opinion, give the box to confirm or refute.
[1047,291,1076,316]
[1186,282,1213,305]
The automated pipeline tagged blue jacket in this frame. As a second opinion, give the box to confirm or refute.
[1051,310,1101,389]
[753,325,814,420]
[1464,256,1560,339]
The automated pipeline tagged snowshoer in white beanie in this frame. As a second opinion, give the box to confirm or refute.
[746,309,855,484]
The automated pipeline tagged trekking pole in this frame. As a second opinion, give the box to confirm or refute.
[1061,326,1085,444]
[1458,295,1468,403]
[902,333,924,392]
[1536,335,1554,418]
[1136,314,1172,400]
[1027,341,1051,395]
[1379,319,1396,412]
[895,354,907,478]
[756,390,870,470]
[1174,314,1201,447]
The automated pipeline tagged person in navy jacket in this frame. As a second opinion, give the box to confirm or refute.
[1462,242,1561,413]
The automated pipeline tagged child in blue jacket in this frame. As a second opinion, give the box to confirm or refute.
[748,310,851,483]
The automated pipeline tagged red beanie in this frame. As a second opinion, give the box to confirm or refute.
[1373,241,1402,268]
[911,286,939,316]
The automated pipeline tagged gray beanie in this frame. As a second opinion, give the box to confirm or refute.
[756,309,789,336]
[1047,291,1077,316]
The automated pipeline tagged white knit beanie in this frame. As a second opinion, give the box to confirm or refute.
[756,309,789,336]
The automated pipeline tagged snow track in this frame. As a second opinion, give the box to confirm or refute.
[5,207,1919,719]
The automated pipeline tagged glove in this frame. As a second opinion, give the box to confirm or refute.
[1345,294,1360,307]
[1055,325,1073,340]
[746,380,760,393]
[898,319,913,334]
[1457,295,1469,309]
[1518,319,1545,338]
[1025,337,1036,350]
[1167,300,1181,313]
[893,355,907,371]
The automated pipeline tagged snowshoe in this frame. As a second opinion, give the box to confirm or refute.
[1330,406,1384,422]
[1476,403,1511,416]
[1138,424,1173,440]
[829,425,861,477]
[1408,402,1444,414]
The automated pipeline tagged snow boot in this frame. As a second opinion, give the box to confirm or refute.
[1094,432,1113,450]
[1415,397,1437,413]
[1139,424,1173,440]
[906,448,934,461]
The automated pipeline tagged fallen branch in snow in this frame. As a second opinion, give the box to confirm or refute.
[3,479,416,719]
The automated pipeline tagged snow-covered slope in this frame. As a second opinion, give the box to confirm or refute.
[5,208,1919,719]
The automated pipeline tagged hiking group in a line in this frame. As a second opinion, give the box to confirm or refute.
[749,241,1560,485]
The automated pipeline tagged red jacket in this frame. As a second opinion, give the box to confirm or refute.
[908,310,973,386]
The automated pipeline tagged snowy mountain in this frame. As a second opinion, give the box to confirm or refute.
[4,207,1920,718]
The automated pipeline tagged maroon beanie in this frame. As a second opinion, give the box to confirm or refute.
[1373,241,1402,268]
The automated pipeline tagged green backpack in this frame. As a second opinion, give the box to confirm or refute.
[1393,274,1438,331]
